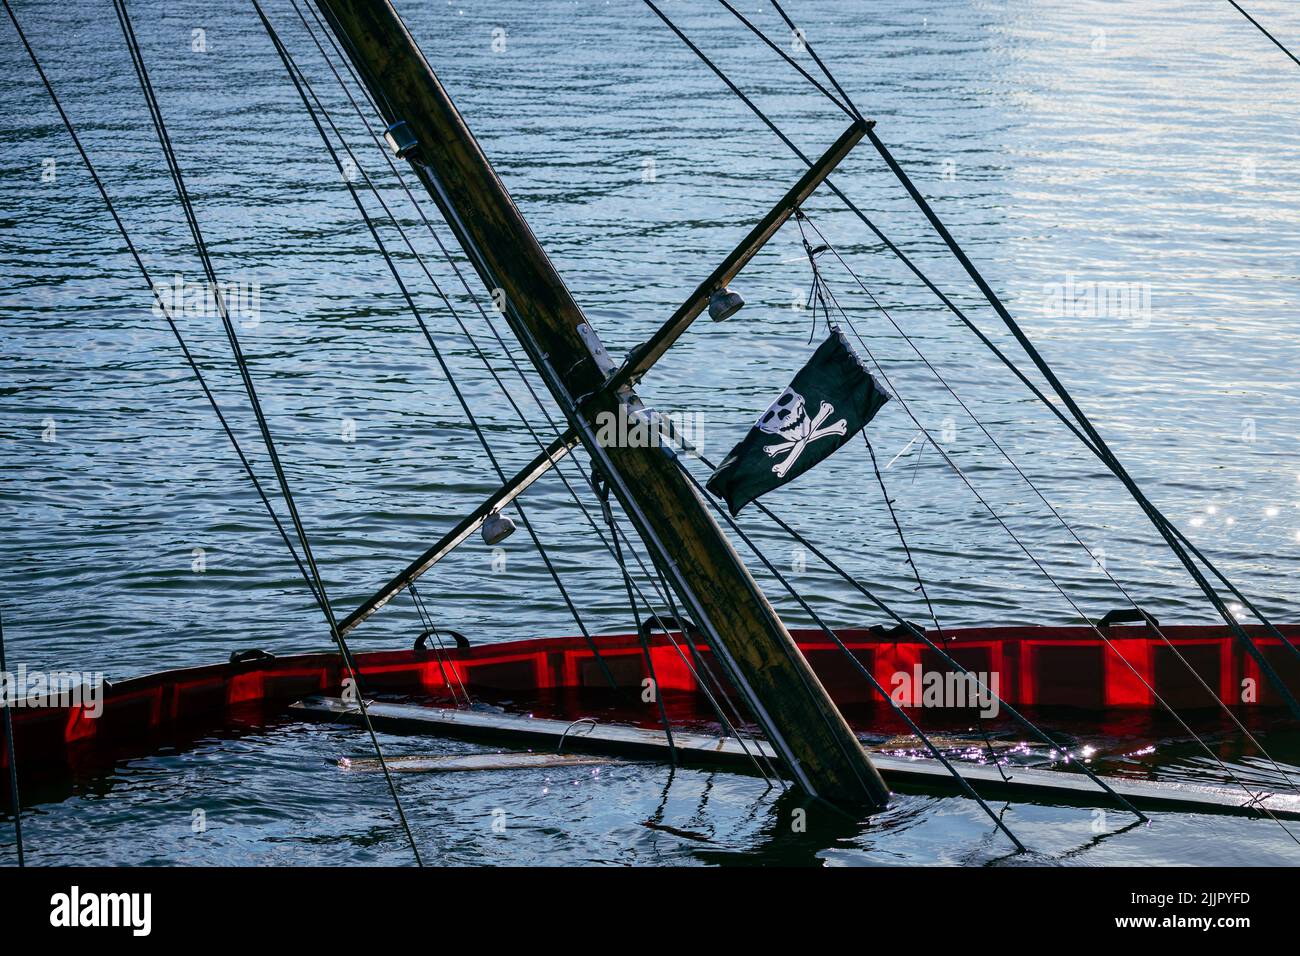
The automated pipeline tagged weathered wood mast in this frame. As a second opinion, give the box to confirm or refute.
[317,0,888,807]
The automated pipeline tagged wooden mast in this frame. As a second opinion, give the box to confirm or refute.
[316,0,888,808]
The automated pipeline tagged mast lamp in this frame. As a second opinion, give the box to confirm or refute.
[708,287,744,322]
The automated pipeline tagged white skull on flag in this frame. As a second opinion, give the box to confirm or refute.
[756,387,806,437]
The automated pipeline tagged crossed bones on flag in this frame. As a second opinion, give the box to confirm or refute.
[760,393,848,478]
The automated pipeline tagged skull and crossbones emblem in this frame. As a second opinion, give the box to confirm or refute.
[757,387,847,478]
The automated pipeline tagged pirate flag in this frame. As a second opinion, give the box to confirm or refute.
[706,330,890,515]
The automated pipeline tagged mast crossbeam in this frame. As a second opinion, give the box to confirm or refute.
[319,0,888,807]
[340,121,866,643]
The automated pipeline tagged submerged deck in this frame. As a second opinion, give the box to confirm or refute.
[292,695,1300,821]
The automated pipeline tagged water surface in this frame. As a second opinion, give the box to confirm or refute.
[2,0,1299,865]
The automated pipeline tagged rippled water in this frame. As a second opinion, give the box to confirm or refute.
[2,0,1300,865]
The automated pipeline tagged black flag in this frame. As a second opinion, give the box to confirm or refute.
[706,330,890,515]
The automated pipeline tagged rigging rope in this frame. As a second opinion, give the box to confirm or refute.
[594,474,678,765]
[799,235,833,343]
[297,0,640,563]
[800,270,1300,830]
[862,124,1300,716]
[1228,0,1300,68]
[641,0,1113,464]
[767,0,862,120]
[627,519,785,787]
[714,0,854,118]
[0,0,323,619]
[0,610,24,867]
[110,0,422,865]
[407,580,470,707]
[862,433,1012,783]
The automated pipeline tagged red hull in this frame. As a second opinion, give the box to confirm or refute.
[3,623,1298,780]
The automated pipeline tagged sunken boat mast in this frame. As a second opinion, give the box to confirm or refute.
[315,0,887,808]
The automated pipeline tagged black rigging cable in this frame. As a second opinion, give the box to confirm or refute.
[714,0,854,118]
[0,610,24,867]
[862,433,1012,783]
[630,520,785,788]
[802,275,1300,829]
[862,124,1300,716]
[594,474,678,764]
[406,580,469,707]
[294,0,635,642]
[768,0,862,120]
[0,0,324,620]
[0,5,431,847]
[807,252,1297,812]
[642,0,1113,468]
[109,0,422,864]
[799,235,833,342]
[1228,0,1300,68]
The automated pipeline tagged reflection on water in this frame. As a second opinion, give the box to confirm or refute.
[1,0,1299,864]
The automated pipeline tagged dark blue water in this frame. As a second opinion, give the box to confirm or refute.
[2,0,1299,864]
